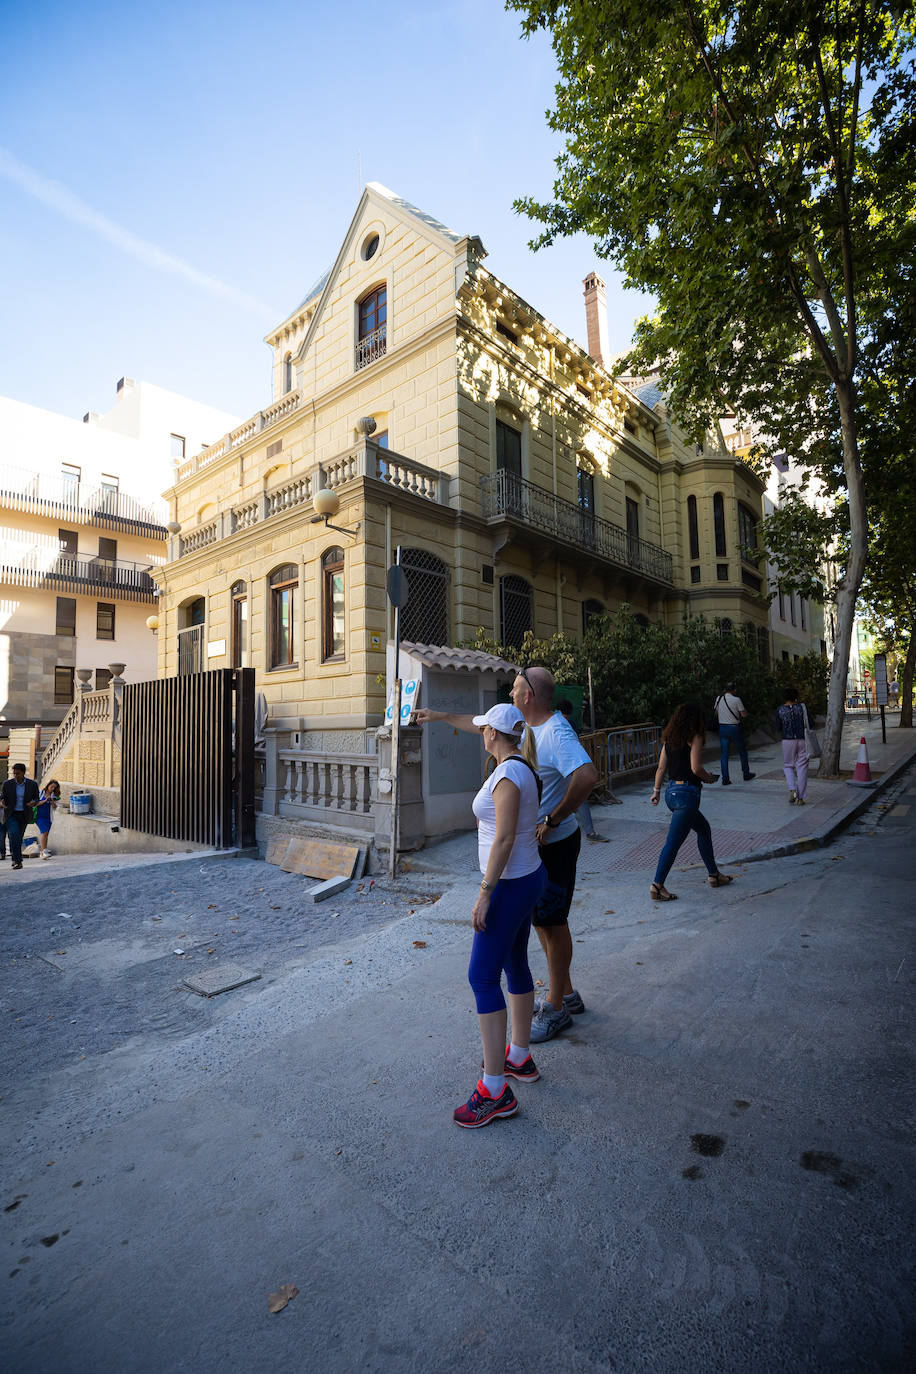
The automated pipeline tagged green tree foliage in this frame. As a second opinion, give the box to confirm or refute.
[468,609,778,728]
[508,0,916,776]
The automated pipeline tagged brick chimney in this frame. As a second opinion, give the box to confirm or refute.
[583,272,609,367]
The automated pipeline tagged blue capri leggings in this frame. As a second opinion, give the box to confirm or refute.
[468,864,547,1014]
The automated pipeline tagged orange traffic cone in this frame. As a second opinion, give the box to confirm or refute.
[847,735,875,787]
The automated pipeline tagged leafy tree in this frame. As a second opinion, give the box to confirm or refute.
[468,610,777,729]
[857,473,916,728]
[508,0,916,776]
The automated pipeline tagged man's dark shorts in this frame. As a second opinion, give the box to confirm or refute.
[532,828,581,928]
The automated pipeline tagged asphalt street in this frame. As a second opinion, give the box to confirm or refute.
[2,760,914,1373]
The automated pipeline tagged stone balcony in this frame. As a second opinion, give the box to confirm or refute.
[170,439,450,559]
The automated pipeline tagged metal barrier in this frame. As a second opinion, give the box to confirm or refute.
[580,723,661,790]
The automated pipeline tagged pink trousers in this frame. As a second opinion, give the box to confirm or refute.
[782,738,808,799]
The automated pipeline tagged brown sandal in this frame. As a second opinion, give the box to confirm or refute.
[708,873,734,887]
[650,883,678,901]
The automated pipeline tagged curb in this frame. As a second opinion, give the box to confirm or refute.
[726,738,916,866]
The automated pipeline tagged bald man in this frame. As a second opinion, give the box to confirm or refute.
[416,665,597,1043]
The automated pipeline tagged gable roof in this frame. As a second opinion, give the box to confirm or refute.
[274,183,468,342]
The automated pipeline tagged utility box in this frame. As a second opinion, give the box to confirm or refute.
[383,642,520,837]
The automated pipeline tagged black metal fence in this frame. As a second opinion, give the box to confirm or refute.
[120,668,255,849]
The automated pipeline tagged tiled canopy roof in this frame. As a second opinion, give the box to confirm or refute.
[399,642,520,674]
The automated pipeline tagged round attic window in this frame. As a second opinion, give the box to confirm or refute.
[362,233,380,261]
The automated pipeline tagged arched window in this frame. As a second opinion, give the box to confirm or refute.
[687,494,699,560]
[283,354,293,394]
[356,285,387,369]
[269,564,298,668]
[231,580,248,668]
[582,598,605,635]
[321,548,346,661]
[719,617,733,636]
[713,492,727,556]
[500,574,532,650]
[399,548,450,646]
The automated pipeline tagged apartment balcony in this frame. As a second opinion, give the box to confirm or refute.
[0,547,160,602]
[480,470,674,587]
[0,464,167,537]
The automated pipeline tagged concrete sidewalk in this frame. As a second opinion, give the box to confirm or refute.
[413,713,916,884]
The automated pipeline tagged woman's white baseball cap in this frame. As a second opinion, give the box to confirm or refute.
[472,703,525,734]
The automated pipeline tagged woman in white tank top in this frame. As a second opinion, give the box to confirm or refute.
[451,702,547,1128]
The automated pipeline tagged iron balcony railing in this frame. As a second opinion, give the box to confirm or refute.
[480,470,674,585]
[355,324,387,371]
[0,549,160,599]
[0,464,167,534]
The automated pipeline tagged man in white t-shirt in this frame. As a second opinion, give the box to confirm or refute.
[416,665,597,1043]
[714,682,756,786]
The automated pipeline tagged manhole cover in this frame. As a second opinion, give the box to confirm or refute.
[182,965,261,998]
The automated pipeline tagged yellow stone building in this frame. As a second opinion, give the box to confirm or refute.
[155,184,768,748]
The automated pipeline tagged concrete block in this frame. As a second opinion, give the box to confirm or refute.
[305,874,352,903]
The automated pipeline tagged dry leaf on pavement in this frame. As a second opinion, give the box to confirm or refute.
[412,940,427,949]
[267,1284,299,1314]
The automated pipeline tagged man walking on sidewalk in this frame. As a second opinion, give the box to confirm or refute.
[416,666,597,1042]
[1,763,40,870]
[714,682,756,786]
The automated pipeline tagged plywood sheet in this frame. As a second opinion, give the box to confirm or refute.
[279,838,362,880]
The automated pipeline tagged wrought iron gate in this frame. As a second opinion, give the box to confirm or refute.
[120,668,255,848]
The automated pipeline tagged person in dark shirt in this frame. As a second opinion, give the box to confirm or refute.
[777,687,809,805]
[648,702,733,901]
[1,764,40,870]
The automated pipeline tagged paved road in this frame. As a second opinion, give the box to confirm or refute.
[2,762,914,1372]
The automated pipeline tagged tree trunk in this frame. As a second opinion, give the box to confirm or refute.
[820,380,867,777]
[899,624,915,729]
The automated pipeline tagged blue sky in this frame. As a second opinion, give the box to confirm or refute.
[0,0,650,426]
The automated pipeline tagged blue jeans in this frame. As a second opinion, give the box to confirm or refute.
[719,723,750,782]
[653,783,718,886]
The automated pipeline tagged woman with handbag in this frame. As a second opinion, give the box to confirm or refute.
[649,702,733,900]
[777,688,809,805]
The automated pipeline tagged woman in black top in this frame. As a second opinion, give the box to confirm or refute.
[649,702,733,901]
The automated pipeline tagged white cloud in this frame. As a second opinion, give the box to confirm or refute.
[0,147,277,319]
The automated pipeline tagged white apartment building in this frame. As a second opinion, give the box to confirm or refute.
[0,378,239,733]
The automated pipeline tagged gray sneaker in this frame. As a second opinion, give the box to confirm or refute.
[529,1000,573,1043]
[536,989,586,1016]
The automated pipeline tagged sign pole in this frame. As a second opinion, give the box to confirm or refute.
[389,546,403,880]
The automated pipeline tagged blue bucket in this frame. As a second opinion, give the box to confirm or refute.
[69,793,91,815]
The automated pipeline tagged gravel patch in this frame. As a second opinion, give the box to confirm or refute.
[2,855,444,1085]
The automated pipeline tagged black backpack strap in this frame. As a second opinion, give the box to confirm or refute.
[502,754,543,802]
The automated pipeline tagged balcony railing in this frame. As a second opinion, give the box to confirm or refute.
[480,469,674,585]
[355,325,387,371]
[0,464,167,534]
[0,548,160,600]
[172,439,450,558]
